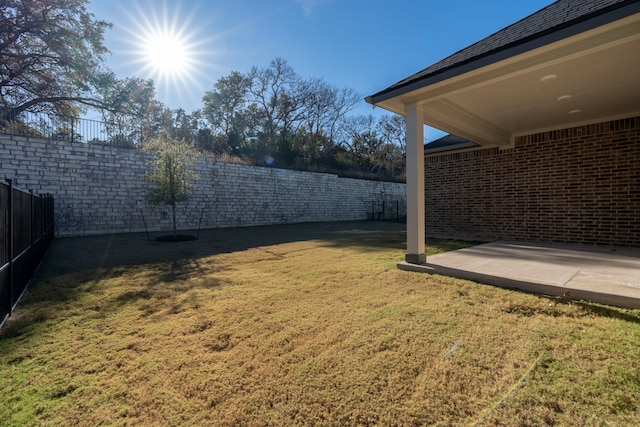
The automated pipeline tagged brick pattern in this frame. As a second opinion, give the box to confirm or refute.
[1,136,405,237]
[425,116,640,247]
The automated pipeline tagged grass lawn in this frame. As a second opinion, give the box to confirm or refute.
[1,221,639,426]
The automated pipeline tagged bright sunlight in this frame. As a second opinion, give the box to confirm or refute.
[140,30,192,79]
[120,1,219,107]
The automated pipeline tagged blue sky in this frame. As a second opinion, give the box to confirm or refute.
[89,0,552,141]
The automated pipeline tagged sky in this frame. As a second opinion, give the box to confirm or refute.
[88,0,553,142]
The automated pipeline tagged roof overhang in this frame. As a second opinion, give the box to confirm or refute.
[367,5,640,148]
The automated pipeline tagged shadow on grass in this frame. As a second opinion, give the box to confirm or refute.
[39,221,481,280]
[560,299,640,324]
[2,220,638,341]
[41,221,407,275]
[7,221,480,315]
[1,256,233,339]
[1,221,416,338]
[501,292,640,324]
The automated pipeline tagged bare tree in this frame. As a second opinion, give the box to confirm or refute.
[248,58,309,163]
[376,114,406,154]
[302,78,361,158]
[338,114,381,169]
[376,114,406,175]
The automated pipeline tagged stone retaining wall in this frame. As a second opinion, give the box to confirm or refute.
[1,135,405,237]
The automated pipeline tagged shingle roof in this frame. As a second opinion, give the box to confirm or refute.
[371,0,634,101]
[424,134,478,152]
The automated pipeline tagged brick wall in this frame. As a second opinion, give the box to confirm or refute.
[1,135,405,237]
[425,116,640,246]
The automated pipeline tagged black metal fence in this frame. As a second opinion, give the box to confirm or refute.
[0,109,138,147]
[1,179,55,327]
[367,199,406,222]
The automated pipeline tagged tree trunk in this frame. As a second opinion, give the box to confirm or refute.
[172,202,177,239]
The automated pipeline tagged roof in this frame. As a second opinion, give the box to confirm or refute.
[366,0,640,148]
[368,0,635,104]
[424,134,478,153]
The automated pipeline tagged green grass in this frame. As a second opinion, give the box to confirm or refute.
[1,221,639,426]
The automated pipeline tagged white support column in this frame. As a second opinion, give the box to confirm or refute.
[404,103,426,264]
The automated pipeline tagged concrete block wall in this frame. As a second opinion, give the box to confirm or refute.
[1,136,405,237]
[425,116,640,247]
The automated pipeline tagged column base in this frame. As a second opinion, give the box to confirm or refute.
[405,253,426,264]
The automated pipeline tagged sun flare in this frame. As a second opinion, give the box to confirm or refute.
[119,1,221,107]
[141,30,192,79]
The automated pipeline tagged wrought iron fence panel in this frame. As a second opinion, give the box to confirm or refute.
[0,180,55,328]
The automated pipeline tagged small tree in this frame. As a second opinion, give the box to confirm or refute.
[143,134,198,239]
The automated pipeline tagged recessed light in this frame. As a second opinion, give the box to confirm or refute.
[541,74,557,82]
[557,95,572,101]
[569,109,582,114]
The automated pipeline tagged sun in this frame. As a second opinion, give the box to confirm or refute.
[133,12,198,85]
[118,1,220,107]
[140,29,192,80]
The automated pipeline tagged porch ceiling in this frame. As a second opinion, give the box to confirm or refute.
[369,12,640,148]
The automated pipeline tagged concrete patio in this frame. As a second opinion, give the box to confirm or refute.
[398,242,640,309]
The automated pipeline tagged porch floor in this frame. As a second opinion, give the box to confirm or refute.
[398,241,640,309]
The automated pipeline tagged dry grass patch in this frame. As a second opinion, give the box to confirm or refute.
[1,221,639,426]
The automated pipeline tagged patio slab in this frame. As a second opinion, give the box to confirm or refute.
[398,242,640,309]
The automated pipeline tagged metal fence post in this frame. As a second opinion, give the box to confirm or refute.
[42,194,47,249]
[50,194,55,243]
[6,179,13,318]
[30,189,35,274]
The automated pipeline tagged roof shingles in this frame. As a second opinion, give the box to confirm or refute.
[378,0,630,96]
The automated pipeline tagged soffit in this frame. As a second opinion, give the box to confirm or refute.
[373,13,640,147]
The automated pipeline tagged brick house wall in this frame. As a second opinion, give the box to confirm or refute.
[425,116,640,247]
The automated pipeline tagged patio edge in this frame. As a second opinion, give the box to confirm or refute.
[398,261,640,309]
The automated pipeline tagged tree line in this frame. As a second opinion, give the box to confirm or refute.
[0,0,406,181]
